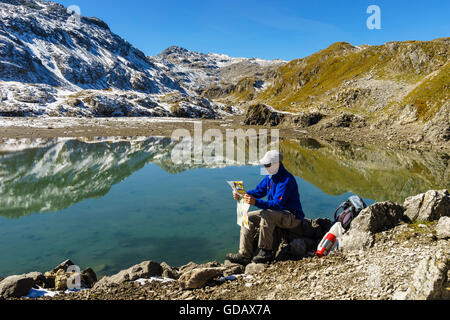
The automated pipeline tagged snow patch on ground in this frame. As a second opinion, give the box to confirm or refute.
[135,277,176,285]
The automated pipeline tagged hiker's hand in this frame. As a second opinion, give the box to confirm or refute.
[233,191,241,201]
[244,194,256,205]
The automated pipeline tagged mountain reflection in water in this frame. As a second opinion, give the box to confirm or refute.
[0,136,448,219]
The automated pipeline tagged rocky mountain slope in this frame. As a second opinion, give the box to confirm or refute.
[0,0,283,119]
[220,39,449,145]
[151,46,285,94]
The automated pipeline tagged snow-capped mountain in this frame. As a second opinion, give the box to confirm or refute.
[0,0,285,118]
[152,46,286,93]
[0,0,181,93]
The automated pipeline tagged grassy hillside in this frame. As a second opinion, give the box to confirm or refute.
[223,38,449,122]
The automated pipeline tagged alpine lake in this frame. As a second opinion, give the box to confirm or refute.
[0,136,448,278]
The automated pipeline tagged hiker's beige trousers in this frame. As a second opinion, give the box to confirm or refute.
[239,209,302,258]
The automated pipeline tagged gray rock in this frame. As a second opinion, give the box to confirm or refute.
[288,238,316,257]
[67,98,82,107]
[243,104,285,126]
[394,250,449,300]
[436,216,450,239]
[350,201,405,234]
[340,202,403,251]
[51,259,76,273]
[178,262,198,275]
[222,262,245,276]
[25,272,46,288]
[245,263,266,275]
[161,262,179,280]
[403,190,450,222]
[93,261,162,289]
[178,267,223,290]
[340,230,375,252]
[178,261,221,276]
[0,275,34,298]
[81,268,97,288]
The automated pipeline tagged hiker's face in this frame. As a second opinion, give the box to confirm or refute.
[265,162,280,175]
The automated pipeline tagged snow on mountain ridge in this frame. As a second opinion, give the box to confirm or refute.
[0,0,236,118]
[152,45,287,92]
[0,0,283,118]
[0,0,181,94]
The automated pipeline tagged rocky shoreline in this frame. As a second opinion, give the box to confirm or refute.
[1,189,449,301]
[0,113,448,153]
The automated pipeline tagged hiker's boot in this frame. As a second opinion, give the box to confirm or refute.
[225,253,251,266]
[252,249,274,264]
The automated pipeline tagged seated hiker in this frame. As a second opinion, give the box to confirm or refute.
[226,150,305,265]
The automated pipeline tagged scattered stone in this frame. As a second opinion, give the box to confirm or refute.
[394,250,449,300]
[341,230,375,252]
[403,190,450,222]
[222,262,245,277]
[245,263,266,275]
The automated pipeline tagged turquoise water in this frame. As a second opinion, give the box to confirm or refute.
[0,137,448,277]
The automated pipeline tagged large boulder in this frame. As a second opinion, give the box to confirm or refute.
[42,259,97,290]
[161,262,179,280]
[93,261,163,289]
[340,201,405,251]
[348,201,405,234]
[436,216,450,239]
[54,269,70,291]
[25,272,46,288]
[243,104,285,126]
[51,259,76,273]
[393,250,449,300]
[403,190,450,222]
[177,261,244,289]
[178,267,223,290]
[290,112,324,128]
[0,275,34,299]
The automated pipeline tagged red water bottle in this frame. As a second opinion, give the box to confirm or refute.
[315,233,337,258]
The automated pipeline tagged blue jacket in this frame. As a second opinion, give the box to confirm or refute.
[246,164,305,220]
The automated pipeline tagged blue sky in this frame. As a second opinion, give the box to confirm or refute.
[52,0,450,61]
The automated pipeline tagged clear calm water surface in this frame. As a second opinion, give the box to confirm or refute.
[0,137,448,277]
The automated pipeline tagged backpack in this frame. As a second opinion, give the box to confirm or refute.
[334,195,367,231]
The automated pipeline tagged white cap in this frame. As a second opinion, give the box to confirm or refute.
[259,150,283,165]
